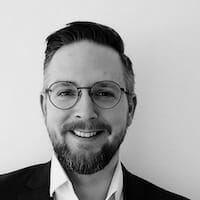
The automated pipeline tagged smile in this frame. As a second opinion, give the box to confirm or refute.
[71,130,103,138]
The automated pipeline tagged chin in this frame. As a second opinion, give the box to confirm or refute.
[53,138,122,174]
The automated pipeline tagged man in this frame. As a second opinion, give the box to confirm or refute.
[0,21,189,200]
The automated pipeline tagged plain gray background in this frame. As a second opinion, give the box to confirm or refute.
[0,0,199,199]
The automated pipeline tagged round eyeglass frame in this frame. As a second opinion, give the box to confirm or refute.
[44,80,133,110]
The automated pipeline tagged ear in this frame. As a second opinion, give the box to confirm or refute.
[40,92,47,117]
[127,94,137,127]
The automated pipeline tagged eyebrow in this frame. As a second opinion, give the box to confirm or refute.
[63,81,79,86]
[48,80,79,88]
[48,80,124,89]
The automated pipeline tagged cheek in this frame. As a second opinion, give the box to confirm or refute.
[112,110,127,131]
[46,103,71,133]
[105,99,129,136]
[46,109,72,144]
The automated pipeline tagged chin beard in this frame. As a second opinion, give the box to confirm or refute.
[47,118,128,174]
[52,131,126,175]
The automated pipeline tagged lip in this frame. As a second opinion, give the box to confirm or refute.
[72,129,105,133]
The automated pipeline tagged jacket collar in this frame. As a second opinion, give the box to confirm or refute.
[19,161,132,200]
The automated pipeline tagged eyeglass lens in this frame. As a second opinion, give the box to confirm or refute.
[48,81,122,109]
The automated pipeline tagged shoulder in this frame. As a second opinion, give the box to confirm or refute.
[0,162,50,184]
[122,164,190,200]
[0,162,51,197]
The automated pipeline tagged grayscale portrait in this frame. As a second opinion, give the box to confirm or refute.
[0,1,198,199]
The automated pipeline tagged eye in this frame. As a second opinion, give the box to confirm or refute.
[94,90,115,97]
[57,89,77,97]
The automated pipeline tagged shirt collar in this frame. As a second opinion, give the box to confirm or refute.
[50,154,123,200]
[106,159,123,200]
[50,154,69,197]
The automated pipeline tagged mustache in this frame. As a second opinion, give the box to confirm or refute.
[61,120,112,134]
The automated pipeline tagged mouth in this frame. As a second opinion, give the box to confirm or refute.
[70,129,105,138]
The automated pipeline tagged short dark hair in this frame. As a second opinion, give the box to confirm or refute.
[44,21,135,104]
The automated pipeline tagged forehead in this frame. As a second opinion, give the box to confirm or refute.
[45,40,125,87]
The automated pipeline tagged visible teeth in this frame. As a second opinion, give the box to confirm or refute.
[73,130,97,138]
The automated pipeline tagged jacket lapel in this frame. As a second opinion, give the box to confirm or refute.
[122,163,145,200]
[18,161,52,200]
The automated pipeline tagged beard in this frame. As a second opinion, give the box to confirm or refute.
[48,119,127,175]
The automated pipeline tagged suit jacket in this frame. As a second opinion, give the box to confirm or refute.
[0,161,189,200]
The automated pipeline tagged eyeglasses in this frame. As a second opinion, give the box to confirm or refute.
[44,80,133,110]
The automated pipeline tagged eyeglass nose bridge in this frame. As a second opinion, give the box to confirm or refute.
[76,86,94,105]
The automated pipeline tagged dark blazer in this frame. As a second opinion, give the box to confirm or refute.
[0,161,189,200]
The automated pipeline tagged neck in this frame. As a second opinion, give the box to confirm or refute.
[67,152,119,200]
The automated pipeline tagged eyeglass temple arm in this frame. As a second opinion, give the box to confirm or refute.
[44,86,135,96]
[120,88,136,96]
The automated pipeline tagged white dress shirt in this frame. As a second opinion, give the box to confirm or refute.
[50,154,123,200]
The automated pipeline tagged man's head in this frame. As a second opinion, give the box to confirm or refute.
[41,21,136,175]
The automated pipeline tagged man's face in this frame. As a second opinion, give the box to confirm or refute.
[41,40,134,174]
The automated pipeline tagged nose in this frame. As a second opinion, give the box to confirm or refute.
[73,90,98,120]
